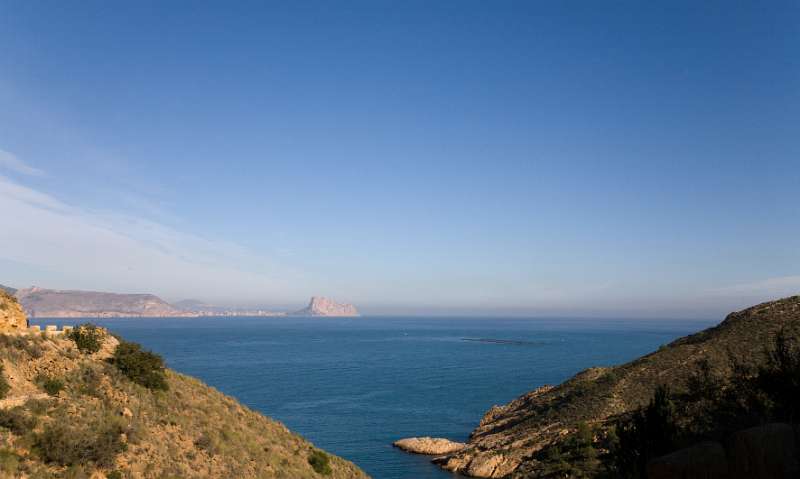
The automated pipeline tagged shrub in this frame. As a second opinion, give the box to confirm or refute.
[112,341,168,391]
[0,365,9,399]
[757,329,800,422]
[194,433,218,455]
[0,407,37,435]
[37,375,65,397]
[107,470,124,479]
[0,448,20,475]
[35,413,126,467]
[72,364,104,397]
[308,450,332,475]
[607,385,678,479]
[69,324,105,354]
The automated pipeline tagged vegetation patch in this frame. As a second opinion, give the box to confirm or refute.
[37,375,65,397]
[0,407,37,436]
[605,329,800,478]
[112,340,168,391]
[35,410,127,467]
[0,448,21,475]
[0,364,9,399]
[308,450,332,475]
[68,324,105,354]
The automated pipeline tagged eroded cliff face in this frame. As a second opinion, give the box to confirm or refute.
[431,296,800,478]
[0,290,27,331]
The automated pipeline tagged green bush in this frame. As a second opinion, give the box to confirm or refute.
[112,341,168,391]
[69,324,105,354]
[37,375,65,396]
[308,450,332,475]
[0,365,9,399]
[107,470,124,479]
[35,413,126,467]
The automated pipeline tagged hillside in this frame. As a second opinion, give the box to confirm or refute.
[292,297,359,317]
[15,287,192,318]
[0,295,369,478]
[417,295,800,478]
[0,290,27,331]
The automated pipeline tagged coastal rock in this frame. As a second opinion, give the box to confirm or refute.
[393,437,466,455]
[292,296,360,317]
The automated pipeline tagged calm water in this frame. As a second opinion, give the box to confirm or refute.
[33,317,712,479]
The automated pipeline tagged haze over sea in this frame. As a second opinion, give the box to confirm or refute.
[33,316,713,479]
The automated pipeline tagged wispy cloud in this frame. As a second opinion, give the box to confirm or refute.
[0,174,310,305]
[0,149,44,176]
[708,276,800,298]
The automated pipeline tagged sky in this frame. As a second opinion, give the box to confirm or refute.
[0,1,798,318]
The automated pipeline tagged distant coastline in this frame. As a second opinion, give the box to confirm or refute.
[11,286,359,318]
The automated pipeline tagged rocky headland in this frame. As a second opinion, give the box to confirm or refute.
[397,295,800,478]
[292,296,360,317]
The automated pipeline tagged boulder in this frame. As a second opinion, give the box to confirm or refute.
[393,437,466,455]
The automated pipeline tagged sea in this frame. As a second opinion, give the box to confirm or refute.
[31,316,714,479]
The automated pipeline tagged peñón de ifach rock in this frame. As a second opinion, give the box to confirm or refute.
[292,296,360,317]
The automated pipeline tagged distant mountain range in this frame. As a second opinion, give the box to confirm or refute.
[6,285,359,318]
[16,286,191,318]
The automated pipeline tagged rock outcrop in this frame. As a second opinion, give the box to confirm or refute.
[393,437,466,455]
[15,286,193,318]
[0,289,28,332]
[421,295,800,478]
[292,296,360,317]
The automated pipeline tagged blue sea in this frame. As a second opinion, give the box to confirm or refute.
[32,316,713,479]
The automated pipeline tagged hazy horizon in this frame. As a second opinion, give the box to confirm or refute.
[1,1,798,318]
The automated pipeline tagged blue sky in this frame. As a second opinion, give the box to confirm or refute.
[0,1,798,317]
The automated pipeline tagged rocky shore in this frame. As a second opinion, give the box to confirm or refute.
[393,437,466,455]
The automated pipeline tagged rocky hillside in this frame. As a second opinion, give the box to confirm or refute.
[292,297,359,317]
[0,295,369,478]
[15,287,192,318]
[0,284,16,295]
[414,295,800,478]
[0,290,27,332]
